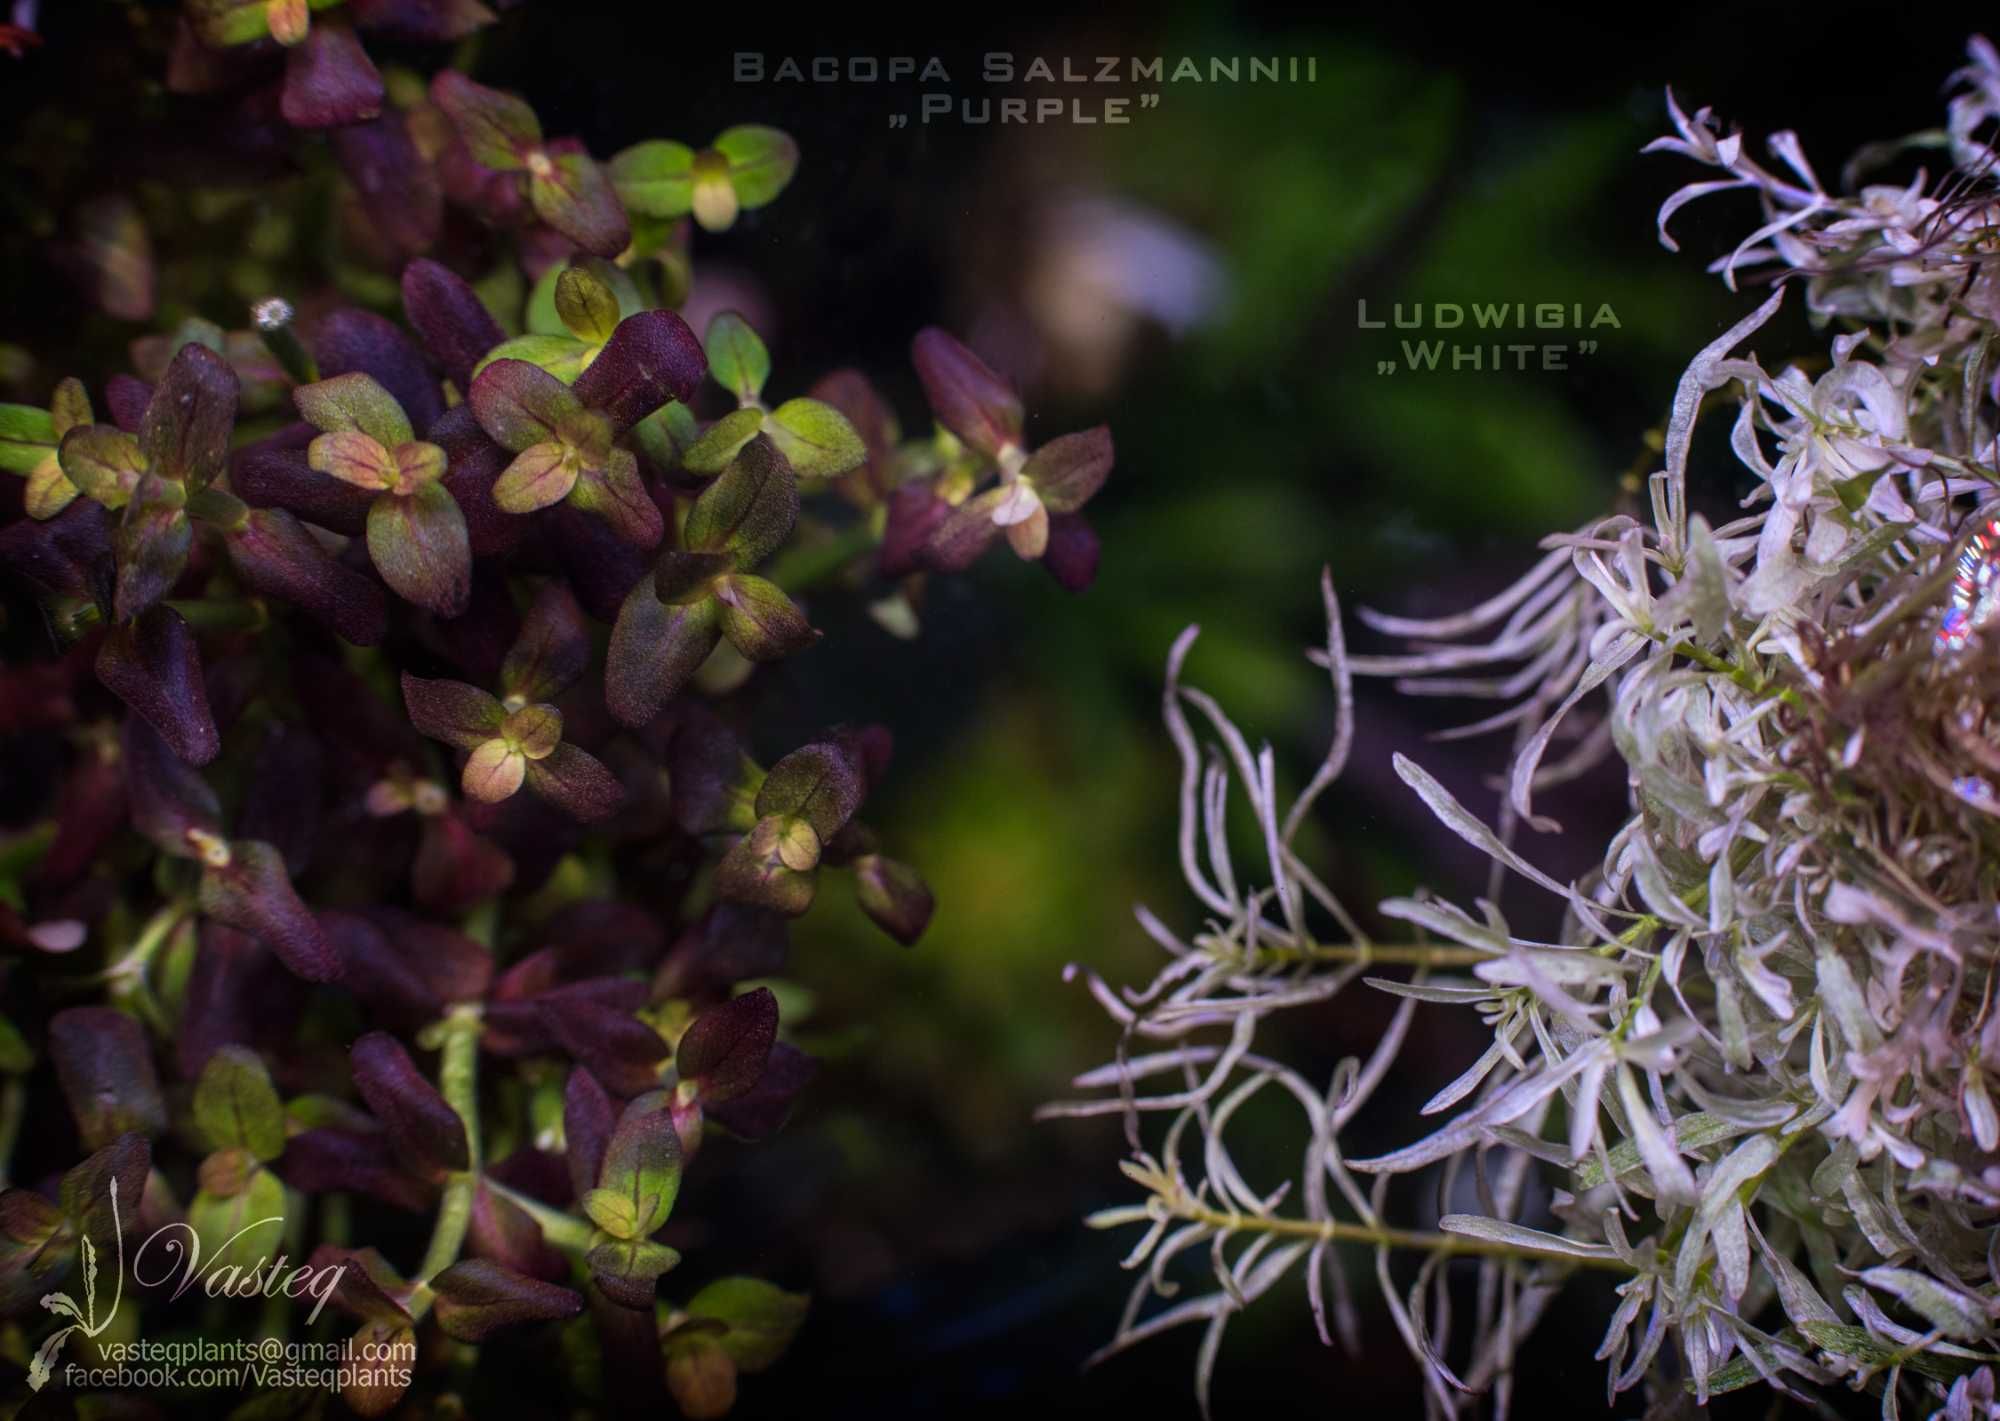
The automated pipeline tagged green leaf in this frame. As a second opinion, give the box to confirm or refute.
[596,1103,682,1240]
[0,403,54,474]
[430,70,539,172]
[1022,425,1113,513]
[714,818,817,916]
[712,126,798,210]
[584,1237,680,1310]
[193,1047,287,1162]
[686,1277,809,1373]
[705,313,770,404]
[309,431,399,491]
[654,549,733,605]
[1859,1266,1992,1342]
[189,0,276,47]
[608,139,694,218]
[1574,1110,1744,1188]
[468,358,587,453]
[683,438,797,568]
[605,581,722,727]
[580,1187,638,1240]
[187,1164,286,1273]
[492,442,579,513]
[714,575,817,662]
[461,738,525,803]
[528,153,630,261]
[755,743,862,840]
[665,1332,737,1420]
[555,265,621,346]
[472,333,595,386]
[59,425,146,509]
[400,673,507,751]
[366,479,471,616]
[570,447,662,547]
[294,372,414,448]
[682,407,765,476]
[763,398,865,479]
[632,401,700,472]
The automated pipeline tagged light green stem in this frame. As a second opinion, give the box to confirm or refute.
[413,1005,483,1294]
[1181,1203,1639,1274]
[768,521,880,594]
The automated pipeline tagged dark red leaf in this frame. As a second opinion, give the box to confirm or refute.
[236,723,324,876]
[140,342,240,487]
[96,605,221,766]
[280,19,385,129]
[571,310,706,433]
[401,258,505,393]
[331,112,442,259]
[706,1042,816,1141]
[467,1182,569,1283]
[350,1031,469,1176]
[121,711,224,854]
[910,327,1022,460]
[675,988,777,1105]
[431,1258,583,1341]
[199,840,343,983]
[281,1129,434,1212]
[310,308,443,437]
[413,809,516,914]
[50,1008,168,1149]
[1042,511,1100,592]
[225,505,388,644]
[234,436,374,536]
[563,1066,615,1202]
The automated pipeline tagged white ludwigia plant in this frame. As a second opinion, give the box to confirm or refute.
[1049,36,2000,1420]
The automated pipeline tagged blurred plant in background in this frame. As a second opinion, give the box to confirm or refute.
[1057,35,2000,1420]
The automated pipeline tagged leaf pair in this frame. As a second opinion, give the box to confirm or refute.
[582,1098,683,1307]
[296,371,472,616]
[470,361,657,545]
[663,1276,810,1420]
[605,439,815,726]
[187,1048,288,1272]
[610,127,798,233]
[0,379,92,519]
[431,71,629,257]
[678,313,866,481]
[909,327,1114,568]
[713,744,862,917]
[398,581,620,820]
[476,259,640,385]
[57,344,241,624]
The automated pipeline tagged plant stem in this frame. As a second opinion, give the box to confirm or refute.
[413,1004,483,1293]
[1239,940,1495,968]
[768,520,879,595]
[1181,1202,1637,1275]
[165,598,268,634]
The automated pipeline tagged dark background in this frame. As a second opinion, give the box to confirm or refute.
[0,3,1973,1416]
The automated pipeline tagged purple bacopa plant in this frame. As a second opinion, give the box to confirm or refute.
[0,5,1113,1416]
[1055,37,2000,1421]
